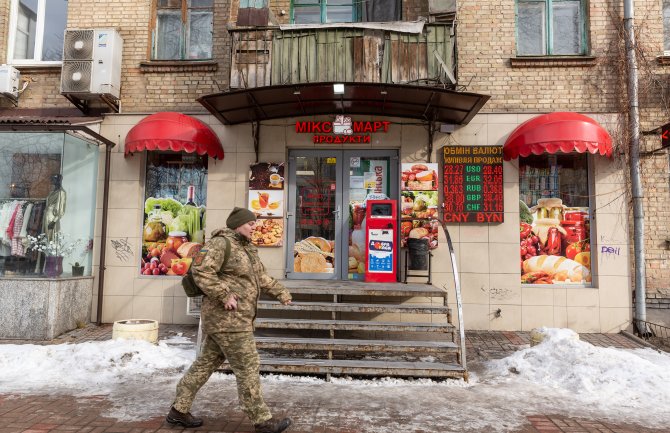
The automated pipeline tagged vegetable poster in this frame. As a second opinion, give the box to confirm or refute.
[249,163,285,247]
[140,197,205,277]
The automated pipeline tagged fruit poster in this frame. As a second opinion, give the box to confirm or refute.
[519,198,591,285]
[400,163,439,250]
[249,163,286,247]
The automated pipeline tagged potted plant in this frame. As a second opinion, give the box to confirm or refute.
[71,239,93,277]
[26,233,82,278]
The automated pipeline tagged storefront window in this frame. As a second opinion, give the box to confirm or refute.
[0,133,98,278]
[141,152,207,277]
[519,154,592,285]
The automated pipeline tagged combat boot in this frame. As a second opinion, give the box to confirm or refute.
[166,406,204,428]
[254,416,292,433]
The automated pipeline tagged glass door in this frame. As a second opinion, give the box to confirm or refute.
[287,150,342,279]
[286,149,398,280]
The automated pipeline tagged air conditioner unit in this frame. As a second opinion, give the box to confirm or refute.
[60,28,123,99]
[0,65,20,101]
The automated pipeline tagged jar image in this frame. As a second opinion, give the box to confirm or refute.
[143,204,167,242]
[561,220,587,252]
[166,231,189,251]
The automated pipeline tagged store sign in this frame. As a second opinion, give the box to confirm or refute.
[440,145,504,223]
[295,116,390,143]
[662,122,670,148]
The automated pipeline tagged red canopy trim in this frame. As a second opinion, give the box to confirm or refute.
[503,112,613,161]
[124,112,224,160]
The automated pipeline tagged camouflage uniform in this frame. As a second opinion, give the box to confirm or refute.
[173,228,291,425]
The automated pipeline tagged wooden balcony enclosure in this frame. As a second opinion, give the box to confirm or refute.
[229,23,456,90]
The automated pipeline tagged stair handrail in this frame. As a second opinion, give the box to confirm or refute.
[440,222,467,372]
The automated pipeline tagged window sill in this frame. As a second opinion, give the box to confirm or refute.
[13,64,62,74]
[139,60,218,73]
[510,56,597,68]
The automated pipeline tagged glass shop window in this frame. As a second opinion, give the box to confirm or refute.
[0,133,98,278]
[141,152,207,277]
[518,154,592,286]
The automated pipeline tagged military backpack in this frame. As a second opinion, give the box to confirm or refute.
[181,236,231,297]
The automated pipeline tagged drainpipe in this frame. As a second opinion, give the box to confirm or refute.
[623,0,647,330]
[96,143,112,325]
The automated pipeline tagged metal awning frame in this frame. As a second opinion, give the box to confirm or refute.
[0,123,116,148]
[198,82,490,127]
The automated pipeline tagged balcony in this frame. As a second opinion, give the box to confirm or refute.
[229,23,456,89]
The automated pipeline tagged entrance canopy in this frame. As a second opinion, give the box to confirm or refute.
[198,82,490,125]
[503,112,613,161]
[124,112,224,160]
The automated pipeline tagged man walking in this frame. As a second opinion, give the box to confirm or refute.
[167,207,293,433]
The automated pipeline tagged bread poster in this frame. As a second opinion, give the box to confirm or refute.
[248,162,286,248]
[520,199,592,284]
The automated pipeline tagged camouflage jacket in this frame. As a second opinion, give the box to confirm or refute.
[192,228,292,333]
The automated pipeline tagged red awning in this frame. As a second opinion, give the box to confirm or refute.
[503,112,613,161]
[124,112,224,160]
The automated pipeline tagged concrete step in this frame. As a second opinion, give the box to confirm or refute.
[281,279,447,298]
[255,336,458,353]
[247,358,466,379]
[255,318,454,332]
[258,300,450,314]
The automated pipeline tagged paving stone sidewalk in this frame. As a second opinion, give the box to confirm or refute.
[0,324,665,433]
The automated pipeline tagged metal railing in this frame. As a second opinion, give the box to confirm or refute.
[634,319,670,352]
[441,222,467,373]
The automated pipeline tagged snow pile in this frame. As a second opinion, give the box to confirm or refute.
[485,327,670,423]
[0,337,195,394]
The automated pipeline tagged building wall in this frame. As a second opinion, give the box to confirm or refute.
[95,112,630,332]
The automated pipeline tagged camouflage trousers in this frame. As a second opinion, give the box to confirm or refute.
[173,331,272,424]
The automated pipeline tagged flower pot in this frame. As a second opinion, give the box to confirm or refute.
[72,265,85,277]
[44,256,63,278]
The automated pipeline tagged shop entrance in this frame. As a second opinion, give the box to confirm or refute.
[286,149,399,280]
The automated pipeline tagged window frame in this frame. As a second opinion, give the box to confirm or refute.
[6,0,66,66]
[150,0,214,61]
[518,152,595,288]
[291,0,358,24]
[515,0,588,57]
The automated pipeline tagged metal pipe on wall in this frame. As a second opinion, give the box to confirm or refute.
[623,0,647,329]
[96,143,112,325]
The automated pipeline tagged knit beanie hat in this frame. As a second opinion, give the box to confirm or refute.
[226,207,257,229]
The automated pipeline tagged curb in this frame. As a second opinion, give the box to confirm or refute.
[619,330,660,350]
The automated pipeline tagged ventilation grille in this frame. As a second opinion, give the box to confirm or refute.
[60,61,92,93]
[63,30,95,60]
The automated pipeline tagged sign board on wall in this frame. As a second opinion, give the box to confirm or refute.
[440,145,504,223]
[248,163,285,247]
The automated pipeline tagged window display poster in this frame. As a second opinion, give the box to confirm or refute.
[141,153,207,277]
[401,163,438,191]
[519,199,591,285]
[401,219,439,249]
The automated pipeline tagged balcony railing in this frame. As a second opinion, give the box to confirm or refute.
[229,24,455,89]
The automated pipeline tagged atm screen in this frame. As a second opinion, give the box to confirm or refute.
[370,203,392,217]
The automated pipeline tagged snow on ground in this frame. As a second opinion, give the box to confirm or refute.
[0,329,668,432]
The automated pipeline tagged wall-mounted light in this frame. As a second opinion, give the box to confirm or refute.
[293,90,301,95]
[333,83,345,95]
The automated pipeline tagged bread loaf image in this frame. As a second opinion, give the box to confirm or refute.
[522,255,591,283]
